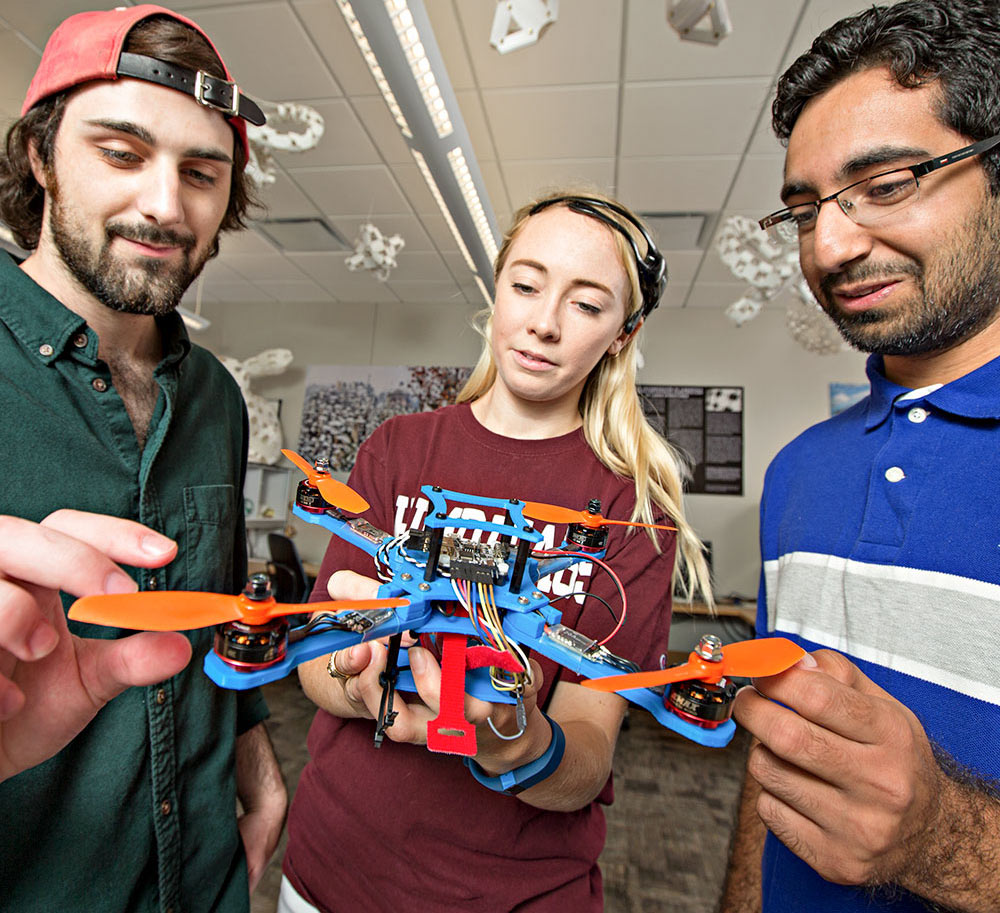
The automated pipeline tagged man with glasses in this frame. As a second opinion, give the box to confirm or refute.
[720,2,1000,911]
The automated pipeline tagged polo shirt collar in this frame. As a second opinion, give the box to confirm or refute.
[0,250,191,366]
[864,350,1000,429]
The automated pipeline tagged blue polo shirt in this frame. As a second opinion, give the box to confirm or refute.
[757,352,1000,911]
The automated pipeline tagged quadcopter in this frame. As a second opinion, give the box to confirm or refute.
[70,449,805,757]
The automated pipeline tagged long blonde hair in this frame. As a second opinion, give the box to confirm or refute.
[457,189,712,604]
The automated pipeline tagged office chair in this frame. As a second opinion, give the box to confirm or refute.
[267,532,310,605]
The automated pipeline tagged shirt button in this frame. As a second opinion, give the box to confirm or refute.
[907,407,928,423]
[160,800,172,816]
[72,332,88,348]
[156,688,167,705]
[92,378,108,392]
[148,575,158,590]
[39,343,53,356]
[885,466,905,483]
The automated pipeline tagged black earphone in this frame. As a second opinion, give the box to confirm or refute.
[528,196,667,334]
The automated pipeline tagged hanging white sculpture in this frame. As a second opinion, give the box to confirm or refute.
[715,215,847,355]
[245,101,325,187]
[345,222,406,281]
[219,349,294,465]
[490,0,559,54]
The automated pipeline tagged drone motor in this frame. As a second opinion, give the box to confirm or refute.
[665,678,738,729]
[213,573,289,669]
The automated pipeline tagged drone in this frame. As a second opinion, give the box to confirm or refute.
[70,449,806,756]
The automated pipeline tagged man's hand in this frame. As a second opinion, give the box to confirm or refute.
[733,650,945,887]
[236,722,287,894]
[0,510,192,783]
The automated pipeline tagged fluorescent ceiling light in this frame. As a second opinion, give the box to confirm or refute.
[256,218,350,253]
[336,0,501,295]
[178,306,211,331]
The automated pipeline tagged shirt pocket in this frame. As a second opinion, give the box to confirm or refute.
[184,483,238,594]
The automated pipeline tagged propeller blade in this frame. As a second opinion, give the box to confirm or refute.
[316,477,369,514]
[522,501,582,525]
[282,448,369,514]
[720,638,807,678]
[580,637,807,692]
[522,501,675,533]
[70,592,244,630]
[281,448,315,478]
[599,518,677,532]
[70,592,411,632]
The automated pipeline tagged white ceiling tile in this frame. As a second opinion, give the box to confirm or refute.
[0,28,40,119]
[219,228,281,257]
[389,162,441,216]
[477,159,511,220]
[256,170,323,219]
[291,165,410,215]
[455,89,498,164]
[452,0,623,89]
[0,1,103,50]
[204,279,276,303]
[390,250,450,282]
[659,251,706,287]
[621,80,770,157]
[221,251,311,282]
[726,155,786,213]
[187,2,341,101]
[658,280,692,309]
[483,85,618,160]
[500,159,615,206]
[349,95,413,163]
[253,279,332,302]
[418,212,464,259]
[273,99,380,168]
[782,1,876,71]
[617,156,741,212]
[291,0,378,97]
[424,0,477,91]
[625,0,805,81]
[384,280,466,305]
[286,252,401,302]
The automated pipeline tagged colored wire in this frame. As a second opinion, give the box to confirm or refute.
[532,549,627,646]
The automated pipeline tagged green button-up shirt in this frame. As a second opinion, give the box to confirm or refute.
[0,252,268,913]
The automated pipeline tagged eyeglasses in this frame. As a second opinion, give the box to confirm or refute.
[759,132,1000,245]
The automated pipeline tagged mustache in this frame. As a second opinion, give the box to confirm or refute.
[818,259,922,299]
[105,221,196,252]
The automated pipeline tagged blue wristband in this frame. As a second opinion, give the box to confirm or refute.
[464,712,566,795]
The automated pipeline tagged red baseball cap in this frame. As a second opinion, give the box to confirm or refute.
[21,5,264,159]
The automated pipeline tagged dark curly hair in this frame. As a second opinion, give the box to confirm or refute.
[0,14,260,250]
[773,0,1000,194]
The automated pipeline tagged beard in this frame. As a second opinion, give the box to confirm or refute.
[46,174,216,317]
[814,202,1000,356]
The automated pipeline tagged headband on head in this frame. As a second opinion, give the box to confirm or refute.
[529,196,667,334]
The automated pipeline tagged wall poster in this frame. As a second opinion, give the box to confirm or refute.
[298,365,471,472]
[638,385,744,495]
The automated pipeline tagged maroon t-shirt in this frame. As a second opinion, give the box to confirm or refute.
[284,404,674,912]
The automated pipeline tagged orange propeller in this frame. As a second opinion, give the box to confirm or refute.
[282,448,370,514]
[521,501,676,533]
[581,637,807,692]
[69,591,408,631]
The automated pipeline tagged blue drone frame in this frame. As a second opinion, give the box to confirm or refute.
[204,485,735,749]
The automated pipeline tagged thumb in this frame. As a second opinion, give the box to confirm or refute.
[78,632,193,703]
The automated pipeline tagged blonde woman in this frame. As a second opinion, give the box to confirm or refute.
[280,191,711,913]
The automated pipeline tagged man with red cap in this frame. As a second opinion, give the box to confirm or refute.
[0,7,285,911]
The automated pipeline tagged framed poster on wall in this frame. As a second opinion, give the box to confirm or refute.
[298,365,471,472]
[638,385,744,495]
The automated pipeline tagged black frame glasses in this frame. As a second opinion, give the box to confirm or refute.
[759,132,1000,244]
